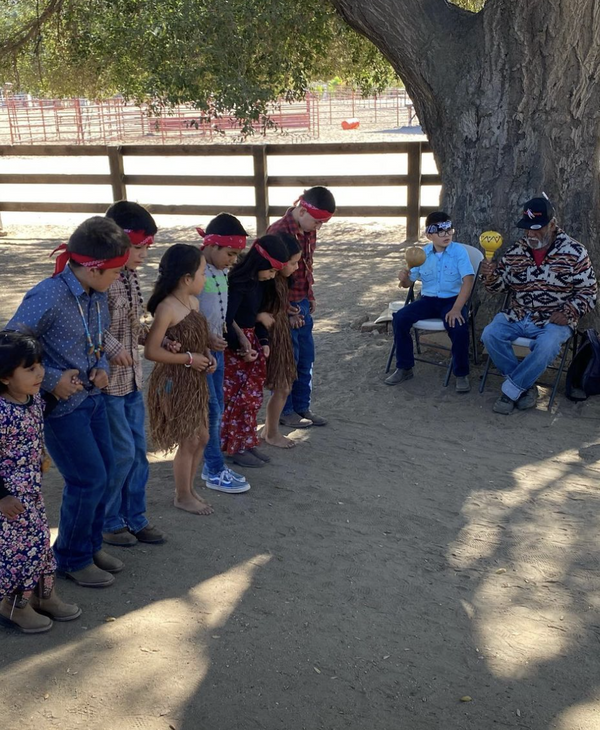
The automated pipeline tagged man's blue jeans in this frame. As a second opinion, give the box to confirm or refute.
[44,395,115,573]
[284,299,314,415]
[481,313,572,400]
[204,350,225,475]
[392,295,470,376]
[102,391,149,534]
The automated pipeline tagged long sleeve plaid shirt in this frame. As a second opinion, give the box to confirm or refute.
[267,208,317,303]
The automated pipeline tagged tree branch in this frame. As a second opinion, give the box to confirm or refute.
[0,0,64,59]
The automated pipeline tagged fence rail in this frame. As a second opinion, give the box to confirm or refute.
[0,141,439,239]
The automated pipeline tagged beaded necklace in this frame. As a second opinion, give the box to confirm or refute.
[207,263,227,332]
[121,268,148,333]
[75,298,103,361]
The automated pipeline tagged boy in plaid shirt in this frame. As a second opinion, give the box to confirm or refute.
[267,186,336,428]
[102,201,166,547]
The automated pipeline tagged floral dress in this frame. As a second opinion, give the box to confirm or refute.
[0,393,56,598]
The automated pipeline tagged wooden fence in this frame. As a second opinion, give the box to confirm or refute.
[0,141,440,239]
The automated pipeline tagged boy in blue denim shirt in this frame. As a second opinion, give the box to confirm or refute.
[6,217,130,588]
[386,211,475,392]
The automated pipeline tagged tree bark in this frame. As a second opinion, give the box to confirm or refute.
[330,0,600,325]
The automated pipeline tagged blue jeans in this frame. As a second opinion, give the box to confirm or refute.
[481,313,572,400]
[392,296,470,376]
[44,395,114,572]
[284,299,315,415]
[102,391,149,534]
[204,350,225,475]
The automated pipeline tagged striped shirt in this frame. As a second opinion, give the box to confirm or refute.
[484,230,597,329]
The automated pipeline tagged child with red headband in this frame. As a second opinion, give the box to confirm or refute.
[100,201,166,548]
[267,186,336,429]
[196,213,251,492]
[6,217,131,588]
[221,235,291,467]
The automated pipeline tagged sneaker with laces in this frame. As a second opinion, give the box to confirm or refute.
[205,468,251,494]
[492,394,516,415]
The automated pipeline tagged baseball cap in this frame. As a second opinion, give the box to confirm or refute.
[516,197,555,230]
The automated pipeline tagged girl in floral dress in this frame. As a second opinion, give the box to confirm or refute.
[0,332,81,634]
[221,235,290,467]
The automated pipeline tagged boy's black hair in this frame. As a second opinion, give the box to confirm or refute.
[105,200,158,236]
[425,211,452,227]
[205,213,248,237]
[0,331,43,393]
[302,186,336,214]
[278,232,301,258]
[68,217,130,267]
[147,244,203,315]
[228,235,289,287]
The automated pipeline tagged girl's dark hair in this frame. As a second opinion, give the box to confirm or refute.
[261,234,301,311]
[205,213,248,237]
[302,186,336,214]
[425,211,452,226]
[228,235,290,287]
[0,331,43,393]
[147,244,203,315]
[106,201,158,236]
[68,216,131,267]
[278,232,301,258]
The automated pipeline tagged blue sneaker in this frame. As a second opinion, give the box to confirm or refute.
[203,467,251,494]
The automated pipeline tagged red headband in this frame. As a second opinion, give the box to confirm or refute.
[196,227,246,250]
[299,198,333,222]
[51,244,130,276]
[124,229,154,247]
[252,241,286,270]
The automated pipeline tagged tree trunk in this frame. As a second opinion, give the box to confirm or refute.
[330,0,600,325]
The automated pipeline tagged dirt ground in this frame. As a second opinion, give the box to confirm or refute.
[2,221,600,730]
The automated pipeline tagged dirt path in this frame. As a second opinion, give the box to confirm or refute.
[2,223,600,730]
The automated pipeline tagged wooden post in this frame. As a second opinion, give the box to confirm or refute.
[252,145,269,235]
[107,146,127,202]
[406,143,422,242]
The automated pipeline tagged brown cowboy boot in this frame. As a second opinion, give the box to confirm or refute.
[0,595,53,634]
[30,579,82,622]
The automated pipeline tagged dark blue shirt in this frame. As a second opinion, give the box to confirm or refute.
[6,265,110,418]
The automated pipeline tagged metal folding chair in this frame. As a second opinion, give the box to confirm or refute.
[385,244,484,385]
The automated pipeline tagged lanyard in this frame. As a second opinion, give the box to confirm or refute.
[75,297,103,361]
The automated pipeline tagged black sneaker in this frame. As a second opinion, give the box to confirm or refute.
[516,386,538,411]
[385,368,414,386]
[493,394,516,415]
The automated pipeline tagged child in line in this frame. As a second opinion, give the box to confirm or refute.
[7,217,131,588]
[260,234,302,448]
[221,235,291,467]
[0,332,81,633]
[101,201,166,547]
[267,186,336,429]
[385,211,475,392]
[197,213,251,494]
[145,244,216,516]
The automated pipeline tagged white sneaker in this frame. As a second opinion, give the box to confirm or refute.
[203,467,251,494]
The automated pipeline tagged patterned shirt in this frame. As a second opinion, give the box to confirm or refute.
[104,269,145,397]
[6,265,110,418]
[484,230,597,329]
[267,208,317,303]
[409,241,475,298]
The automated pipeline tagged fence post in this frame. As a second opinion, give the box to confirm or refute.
[252,145,269,235]
[406,143,422,242]
[107,146,127,202]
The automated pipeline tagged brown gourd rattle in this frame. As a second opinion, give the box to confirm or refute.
[404,246,426,268]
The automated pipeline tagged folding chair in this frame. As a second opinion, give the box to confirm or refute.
[385,244,484,384]
[478,291,577,411]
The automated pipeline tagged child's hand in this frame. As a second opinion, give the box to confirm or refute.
[398,269,412,288]
[162,337,182,353]
[262,345,270,359]
[111,350,134,367]
[89,368,109,389]
[289,314,304,329]
[205,353,218,373]
[208,332,227,352]
[190,353,210,372]
[309,300,317,314]
[242,349,258,363]
[53,369,84,400]
[256,312,275,328]
[0,495,25,520]
[445,307,465,328]
[237,332,252,353]
[287,304,301,316]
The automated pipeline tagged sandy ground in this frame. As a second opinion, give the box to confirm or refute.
[2,221,600,730]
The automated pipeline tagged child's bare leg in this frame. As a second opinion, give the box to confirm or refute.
[263,388,296,448]
[190,429,213,514]
[173,437,208,515]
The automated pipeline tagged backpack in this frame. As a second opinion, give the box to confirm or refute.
[565,329,600,401]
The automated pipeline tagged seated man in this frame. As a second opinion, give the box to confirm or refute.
[385,211,475,393]
[481,196,597,414]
